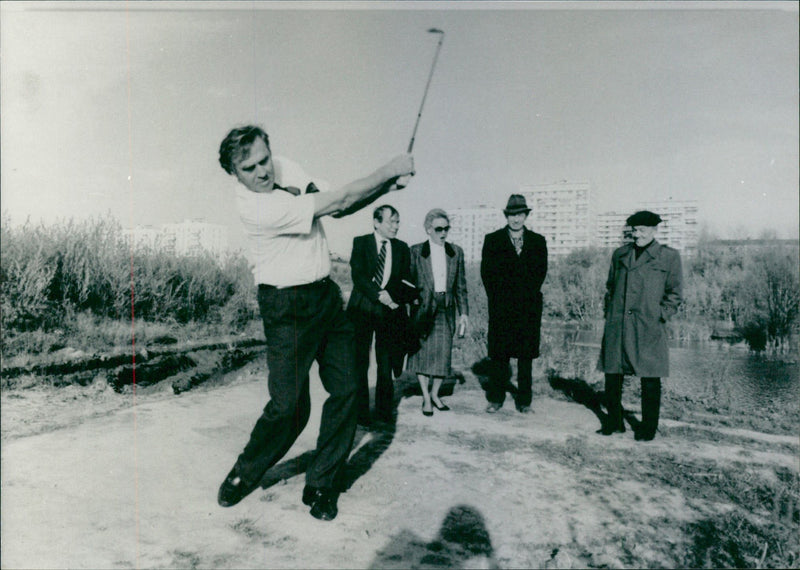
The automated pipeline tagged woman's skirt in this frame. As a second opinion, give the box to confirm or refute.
[407,294,453,377]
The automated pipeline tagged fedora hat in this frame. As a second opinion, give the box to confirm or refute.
[503,194,531,215]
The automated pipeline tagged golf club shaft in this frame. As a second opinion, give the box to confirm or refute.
[408,31,445,153]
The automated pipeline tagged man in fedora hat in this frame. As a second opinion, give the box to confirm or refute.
[598,210,683,441]
[480,194,548,413]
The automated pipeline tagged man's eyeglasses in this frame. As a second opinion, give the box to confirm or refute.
[433,225,450,233]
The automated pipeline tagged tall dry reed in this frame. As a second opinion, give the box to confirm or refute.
[1,217,256,353]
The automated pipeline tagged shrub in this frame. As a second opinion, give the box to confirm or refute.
[544,247,608,322]
[732,246,799,351]
[1,217,256,355]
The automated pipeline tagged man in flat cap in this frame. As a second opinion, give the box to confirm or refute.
[480,194,548,414]
[598,210,682,440]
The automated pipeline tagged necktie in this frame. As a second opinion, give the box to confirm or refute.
[274,182,319,196]
[275,184,301,196]
[373,240,387,287]
[510,233,523,255]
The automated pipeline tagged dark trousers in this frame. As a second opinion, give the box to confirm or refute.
[353,314,395,423]
[234,278,357,490]
[486,356,533,407]
[604,374,662,435]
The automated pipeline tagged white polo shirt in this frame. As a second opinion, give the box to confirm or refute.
[235,156,331,287]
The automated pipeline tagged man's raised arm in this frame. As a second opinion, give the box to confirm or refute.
[313,154,414,219]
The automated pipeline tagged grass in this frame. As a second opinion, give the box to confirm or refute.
[2,243,797,568]
[526,435,800,568]
[1,217,259,360]
[3,314,263,369]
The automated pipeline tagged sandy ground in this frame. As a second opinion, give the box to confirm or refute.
[2,357,798,569]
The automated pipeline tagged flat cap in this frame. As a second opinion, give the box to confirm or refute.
[626,210,662,227]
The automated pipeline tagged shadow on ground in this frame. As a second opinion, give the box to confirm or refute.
[546,370,643,434]
[254,369,474,497]
[255,379,412,495]
[398,371,466,399]
[369,504,499,569]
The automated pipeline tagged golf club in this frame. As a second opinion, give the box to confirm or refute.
[407,28,445,153]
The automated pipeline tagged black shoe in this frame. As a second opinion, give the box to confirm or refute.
[516,405,533,414]
[634,429,656,441]
[422,403,434,417]
[302,485,323,507]
[309,489,339,521]
[596,424,626,436]
[217,468,256,507]
[432,400,450,411]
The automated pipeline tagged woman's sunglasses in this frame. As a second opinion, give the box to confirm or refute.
[433,225,450,233]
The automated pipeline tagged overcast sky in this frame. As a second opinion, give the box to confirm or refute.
[2,1,797,256]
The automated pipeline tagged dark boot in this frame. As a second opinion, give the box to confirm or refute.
[514,358,533,410]
[637,377,661,441]
[600,374,625,435]
[485,357,511,406]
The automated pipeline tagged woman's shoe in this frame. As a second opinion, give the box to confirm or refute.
[431,400,450,411]
[422,403,434,417]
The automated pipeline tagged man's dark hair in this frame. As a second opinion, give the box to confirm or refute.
[218,126,270,175]
[373,204,399,223]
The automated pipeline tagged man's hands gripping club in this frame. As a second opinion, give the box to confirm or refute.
[317,154,415,219]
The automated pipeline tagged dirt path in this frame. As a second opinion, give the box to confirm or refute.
[1,361,797,569]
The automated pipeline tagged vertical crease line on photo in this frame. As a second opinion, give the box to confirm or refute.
[251,2,258,121]
[294,288,302,479]
[124,1,141,566]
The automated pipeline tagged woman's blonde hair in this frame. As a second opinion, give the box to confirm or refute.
[423,208,449,231]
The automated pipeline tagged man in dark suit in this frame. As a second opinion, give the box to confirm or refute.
[481,194,548,414]
[347,205,415,426]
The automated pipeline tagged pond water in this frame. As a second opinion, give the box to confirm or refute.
[546,326,799,411]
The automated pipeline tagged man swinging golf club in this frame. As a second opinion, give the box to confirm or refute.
[216,125,414,520]
[215,27,444,521]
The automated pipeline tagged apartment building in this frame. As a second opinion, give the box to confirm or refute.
[597,199,699,252]
[596,212,633,249]
[123,225,163,251]
[446,206,506,262]
[520,181,595,256]
[124,219,228,257]
[441,189,699,261]
[637,199,699,253]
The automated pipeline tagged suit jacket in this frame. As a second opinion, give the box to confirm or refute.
[598,240,683,377]
[481,226,548,359]
[409,240,469,338]
[346,234,416,319]
[346,234,418,367]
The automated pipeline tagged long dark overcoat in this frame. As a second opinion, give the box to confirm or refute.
[598,240,683,377]
[481,227,548,359]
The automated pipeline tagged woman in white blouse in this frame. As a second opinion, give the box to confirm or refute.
[406,209,469,416]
